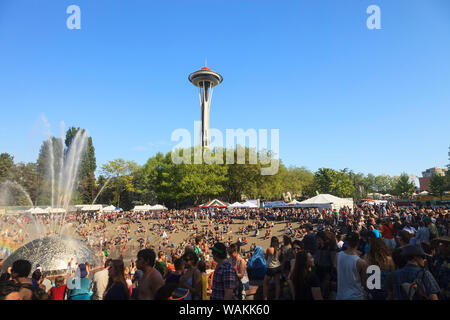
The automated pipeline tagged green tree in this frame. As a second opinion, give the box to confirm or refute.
[279,166,314,199]
[428,174,448,199]
[0,153,15,181]
[221,147,261,202]
[393,173,415,198]
[313,168,355,198]
[95,175,115,205]
[101,159,139,208]
[374,174,395,194]
[14,162,40,206]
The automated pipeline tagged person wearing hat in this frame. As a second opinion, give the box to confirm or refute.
[210,242,239,300]
[391,245,440,300]
[67,263,91,300]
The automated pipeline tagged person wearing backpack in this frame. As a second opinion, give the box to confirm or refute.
[391,245,440,300]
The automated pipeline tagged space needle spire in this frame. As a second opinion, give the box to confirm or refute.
[188,64,223,148]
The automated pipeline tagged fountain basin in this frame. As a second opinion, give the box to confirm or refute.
[2,235,98,275]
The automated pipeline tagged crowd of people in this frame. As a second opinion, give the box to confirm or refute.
[0,202,449,300]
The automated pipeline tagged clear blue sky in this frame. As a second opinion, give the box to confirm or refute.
[1,0,449,178]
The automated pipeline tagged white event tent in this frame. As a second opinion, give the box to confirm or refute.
[298,194,353,211]
[241,201,258,208]
[133,204,153,212]
[229,202,246,208]
[80,204,103,212]
[45,207,66,214]
[26,207,48,214]
[101,205,116,212]
[150,204,167,211]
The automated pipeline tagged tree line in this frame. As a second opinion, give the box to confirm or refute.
[1,128,445,210]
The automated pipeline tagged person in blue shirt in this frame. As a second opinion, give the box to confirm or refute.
[391,245,440,300]
[371,225,381,238]
[67,264,91,300]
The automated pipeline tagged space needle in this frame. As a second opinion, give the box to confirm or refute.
[189,63,223,148]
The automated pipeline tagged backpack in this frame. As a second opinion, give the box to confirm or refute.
[401,270,427,300]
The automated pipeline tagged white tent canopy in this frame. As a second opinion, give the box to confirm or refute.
[101,205,116,212]
[298,194,353,211]
[150,204,167,211]
[44,207,66,214]
[133,204,167,211]
[133,204,153,212]
[229,202,246,208]
[80,204,103,212]
[26,207,48,214]
[241,201,258,208]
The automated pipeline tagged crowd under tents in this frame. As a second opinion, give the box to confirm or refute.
[297,194,353,211]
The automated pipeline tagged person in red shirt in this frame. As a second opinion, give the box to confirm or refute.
[49,276,67,300]
[381,218,396,250]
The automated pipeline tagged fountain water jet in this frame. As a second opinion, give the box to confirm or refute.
[0,122,99,272]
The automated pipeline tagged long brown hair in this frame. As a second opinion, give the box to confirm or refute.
[291,251,311,292]
[106,259,130,300]
[366,238,391,270]
[270,236,279,255]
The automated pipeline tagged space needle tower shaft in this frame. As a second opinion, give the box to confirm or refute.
[188,64,223,148]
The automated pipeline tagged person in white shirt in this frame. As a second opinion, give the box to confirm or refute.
[41,272,53,292]
[402,223,417,235]
[335,233,368,300]
[91,259,112,300]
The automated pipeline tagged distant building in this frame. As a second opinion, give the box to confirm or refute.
[422,167,448,178]
[419,166,448,191]
[419,177,431,192]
